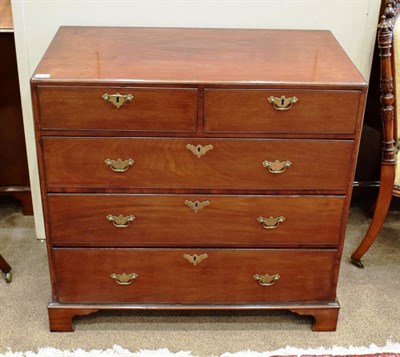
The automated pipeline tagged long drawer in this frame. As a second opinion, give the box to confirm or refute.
[47,194,345,247]
[37,86,197,132]
[204,89,361,134]
[53,248,337,303]
[42,137,353,191]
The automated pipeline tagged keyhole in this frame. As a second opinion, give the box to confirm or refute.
[281,98,285,106]
[194,202,199,208]
[116,96,120,103]
[193,255,197,261]
[197,146,201,153]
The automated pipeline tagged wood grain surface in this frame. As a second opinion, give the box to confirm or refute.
[32,27,365,86]
[37,86,197,132]
[30,27,367,332]
[41,137,354,191]
[52,248,337,303]
[204,89,361,134]
[47,194,345,247]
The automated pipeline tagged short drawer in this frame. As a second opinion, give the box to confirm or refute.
[42,137,353,192]
[53,248,337,303]
[47,194,345,247]
[36,86,197,132]
[204,89,361,134]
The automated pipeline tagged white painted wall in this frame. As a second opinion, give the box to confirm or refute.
[11,0,381,239]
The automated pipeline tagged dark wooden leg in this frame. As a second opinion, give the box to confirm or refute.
[11,191,33,215]
[48,305,98,332]
[0,189,33,215]
[0,255,11,273]
[0,254,12,283]
[351,164,395,268]
[290,305,339,331]
[368,198,377,217]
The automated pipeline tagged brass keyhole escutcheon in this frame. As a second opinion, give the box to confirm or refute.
[183,254,208,266]
[184,200,210,213]
[102,93,133,108]
[268,95,298,111]
[186,144,213,158]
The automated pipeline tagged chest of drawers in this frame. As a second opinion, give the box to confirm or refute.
[31,27,366,332]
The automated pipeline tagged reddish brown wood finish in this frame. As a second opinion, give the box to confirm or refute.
[52,248,336,304]
[10,191,33,215]
[290,305,339,331]
[0,21,32,214]
[351,2,399,267]
[32,27,364,86]
[0,255,11,275]
[41,138,353,191]
[47,194,345,247]
[30,27,367,332]
[37,86,197,132]
[47,302,340,332]
[48,305,98,332]
[205,89,361,134]
[351,166,395,266]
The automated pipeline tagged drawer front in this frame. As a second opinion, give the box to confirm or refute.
[53,248,336,303]
[37,86,197,132]
[42,138,353,191]
[48,194,345,246]
[204,89,361,134]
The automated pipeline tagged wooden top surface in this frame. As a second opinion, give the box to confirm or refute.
[0,0,13,30]
[32,26,366,86]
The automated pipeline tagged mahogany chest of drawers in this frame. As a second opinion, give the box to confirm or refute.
[31,27,366,332]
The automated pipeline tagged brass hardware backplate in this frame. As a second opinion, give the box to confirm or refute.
[257,216,285,229]
[262,160,292,174]
[268,95,298,111]
[186,144,213,158]
[253,273,280,286]
[102,93,133,108]
[105,158,134,172]
[110,272,138,285]
[184,200,210,213]
[183,254,208,266]
[107,214,135,228]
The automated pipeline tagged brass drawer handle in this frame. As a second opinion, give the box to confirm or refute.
[257,216,285,229]
[102,93,133,108]
[183,254,208,266]
[110,272,138,285]
[106,214,135,228]
[268,95,298,111]
[253,273,280,286]
[184,200,210,213]
[104,158,134,172]
[186,144,213,158]
[262,160,291,174]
